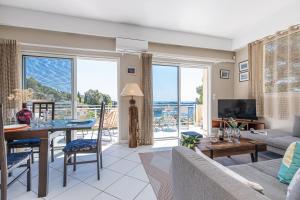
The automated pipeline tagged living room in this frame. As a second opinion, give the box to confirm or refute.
[0,1,300,200]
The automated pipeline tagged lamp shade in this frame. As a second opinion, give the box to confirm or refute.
[121,83,144,97]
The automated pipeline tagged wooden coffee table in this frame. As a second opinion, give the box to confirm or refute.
[196,138,267,162]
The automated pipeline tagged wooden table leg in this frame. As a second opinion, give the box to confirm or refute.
[250,153,255,162]
[38,135,49,197]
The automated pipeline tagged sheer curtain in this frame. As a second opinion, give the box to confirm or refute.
[0,39,20,123]
[263,25,300,121]
[139,53,153,145]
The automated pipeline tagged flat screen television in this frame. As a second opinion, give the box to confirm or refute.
[218,99,257,120]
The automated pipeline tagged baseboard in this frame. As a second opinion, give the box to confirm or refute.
[118,139,129,144]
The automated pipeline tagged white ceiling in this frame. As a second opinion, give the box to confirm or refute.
[0,0,299,50]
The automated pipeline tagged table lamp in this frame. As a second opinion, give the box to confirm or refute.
[121,83,144,148]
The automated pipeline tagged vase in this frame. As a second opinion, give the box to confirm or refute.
[233,128,241,143]
[16,103,32,125]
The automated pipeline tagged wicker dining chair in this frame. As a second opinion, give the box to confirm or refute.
[8,101,56,163]
[0,104,32,200]
[62,102,105,187]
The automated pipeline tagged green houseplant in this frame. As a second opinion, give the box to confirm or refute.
[181,134,200,150]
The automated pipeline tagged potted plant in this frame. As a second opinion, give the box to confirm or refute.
[226,117,246,143]
[181,134,200,151]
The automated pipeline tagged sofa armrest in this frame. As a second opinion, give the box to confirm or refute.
[172,146,269,200]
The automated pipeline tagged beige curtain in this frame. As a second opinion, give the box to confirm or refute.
[0,39,20,124]
[139,53,153,145]
[261,25,300,120]
[249,25,300,121]
[248,41,264,117]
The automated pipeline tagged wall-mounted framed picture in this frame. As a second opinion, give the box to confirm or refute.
[220,69,230,79]
[239,71,249,82]
[127,67,136,75]
[239,60,248,72]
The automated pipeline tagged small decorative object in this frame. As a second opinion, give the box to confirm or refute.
[7,89,33,124]
[226,117,246,143]
[220,69,230,79]
[239,60,249,72]
[239,71,249,82]
[127,67,136,75]
[225,127,233,142]
[121,83,144,148]
[181,134,200,151]
[16,103,32,125]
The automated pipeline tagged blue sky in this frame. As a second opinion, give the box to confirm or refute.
[153,65,203,102]
[77,59,118,101]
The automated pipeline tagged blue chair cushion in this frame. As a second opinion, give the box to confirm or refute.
[181,131,203,138]
[63,139,97,153]
[8,138,41,148]
[7,152,31,169]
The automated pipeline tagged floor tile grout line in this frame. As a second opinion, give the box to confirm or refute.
[132,183,150,200]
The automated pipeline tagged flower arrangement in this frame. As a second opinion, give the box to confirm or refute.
[226,117,246,130]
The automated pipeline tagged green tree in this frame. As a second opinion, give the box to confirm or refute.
[84,89,112,105]
[77,92,82,103]
[196,85,203,105]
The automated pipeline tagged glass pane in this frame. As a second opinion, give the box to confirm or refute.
[23,55,73,119]
[289,32,300,92]
[180,67,204,135]
[153,64,178,138]
[76,58,119,142]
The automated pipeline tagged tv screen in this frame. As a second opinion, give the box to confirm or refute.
[218,99,257,120]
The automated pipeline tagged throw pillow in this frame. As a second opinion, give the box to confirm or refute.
[278,142,300,184]
[293,115,300,137]
[286,168,300,200]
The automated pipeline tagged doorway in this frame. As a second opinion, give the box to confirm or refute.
[153,64,209,139]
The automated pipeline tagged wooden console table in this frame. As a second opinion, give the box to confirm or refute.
[212,119,265,130]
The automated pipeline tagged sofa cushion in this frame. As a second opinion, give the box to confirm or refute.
[278,142,300,184]
[249,159,282,178]
[287,168,300,200]
[241,130,291,144]
[229,164,287,200]
[268,136,300,151]
[292,115,300,137]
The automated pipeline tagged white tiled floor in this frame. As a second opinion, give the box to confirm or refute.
[7,139,179,200]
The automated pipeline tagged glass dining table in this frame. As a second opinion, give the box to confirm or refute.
[4,119,96,198]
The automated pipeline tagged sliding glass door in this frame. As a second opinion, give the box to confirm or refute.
[153,64,179,138]
[153,64,208,139]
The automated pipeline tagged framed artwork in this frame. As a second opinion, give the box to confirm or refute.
[127,67,136,75]
[220,69,230,79]
[239,71,249,82]
[239,60,249,72]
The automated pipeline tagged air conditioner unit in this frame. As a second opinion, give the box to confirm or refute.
[116,37,148,53]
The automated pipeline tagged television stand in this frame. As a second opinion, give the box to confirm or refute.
[212,118,265,130]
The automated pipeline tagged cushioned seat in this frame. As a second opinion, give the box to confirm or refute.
[267,136,300,150]
[248,158,282,178]
[7,152,31,169]
[63,139,97,153]
[8,138,41,148]
[229,164,288,200]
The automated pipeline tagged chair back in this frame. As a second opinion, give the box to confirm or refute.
[0,104,8,195]
[103,110,118,129]
[97,102,105,151]
[32,101,55,120]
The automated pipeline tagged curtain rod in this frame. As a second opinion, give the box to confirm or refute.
[249,24,300,45]
[20,42,235,63]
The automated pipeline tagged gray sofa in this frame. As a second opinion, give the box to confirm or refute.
[241,129,300,155]
[172,146,287,200]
